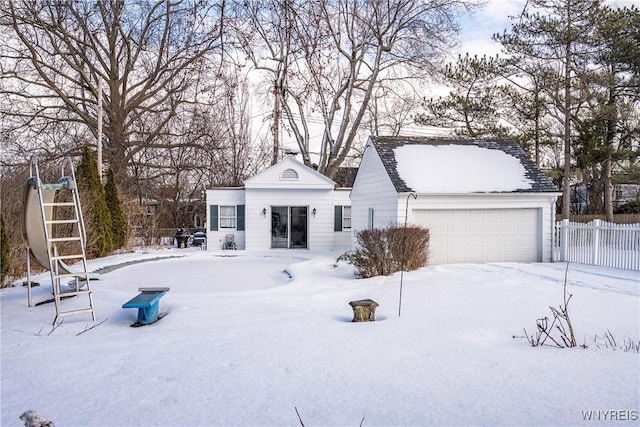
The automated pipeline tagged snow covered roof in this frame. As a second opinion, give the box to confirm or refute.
[369,136,558,194]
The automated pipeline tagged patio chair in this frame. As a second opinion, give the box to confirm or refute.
[223,234,237,250]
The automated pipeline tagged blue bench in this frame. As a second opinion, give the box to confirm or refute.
[122,287,170,326]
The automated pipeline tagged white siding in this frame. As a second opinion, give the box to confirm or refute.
[333,189,353,253]
[349,142,399,243]
[245,188,336,250]
[205,188,246,250]
[244,156,335,190]
[206,156,349,251]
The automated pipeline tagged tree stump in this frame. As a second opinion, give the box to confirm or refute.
[349,299,379,322]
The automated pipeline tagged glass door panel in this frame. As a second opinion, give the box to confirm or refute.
[270,206,307,249]
[271,206,289,248]
[290,207,307,249]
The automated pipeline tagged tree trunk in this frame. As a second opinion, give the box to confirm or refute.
[603,158,614,221]
[603,90,617,222]
[273,80,281,165]
[561,5,573,221]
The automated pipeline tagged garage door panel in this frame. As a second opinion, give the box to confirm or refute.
[449,222,466,233]
[468,221,484,233]
[485,222,501,233]
[501,222,519,233]
[468,236,483,248]
[519,222,534,232]
[485,236,501,249]
[502,236,519,248]
[413,208,540,264]
[485,250,502,261]
[430,235,447,245]
[429,222,448,233]
[466,250,483,262]
[450,236,466,248]
[483,210,502,220]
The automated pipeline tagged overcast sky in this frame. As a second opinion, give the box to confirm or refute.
[457,0,639,59]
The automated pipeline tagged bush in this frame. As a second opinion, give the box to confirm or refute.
[614,200,640,214]
[104,167,128,249]
[339,224,430,278]
[76,144,114,257]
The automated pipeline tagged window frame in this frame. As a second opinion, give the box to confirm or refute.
[219,205,237,229]
[342,206,352,230]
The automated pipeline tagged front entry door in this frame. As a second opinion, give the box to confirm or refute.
[271,206,307,249]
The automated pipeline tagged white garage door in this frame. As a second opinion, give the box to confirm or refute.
[412,208,540,264]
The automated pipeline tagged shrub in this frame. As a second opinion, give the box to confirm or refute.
[104,167,128,249]
[339,224,430,278]
[614,200,640,214]
[75,144,113,257]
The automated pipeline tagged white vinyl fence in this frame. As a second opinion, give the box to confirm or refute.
[554,219,640,270]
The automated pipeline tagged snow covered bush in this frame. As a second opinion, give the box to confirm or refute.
[338,224,430,278]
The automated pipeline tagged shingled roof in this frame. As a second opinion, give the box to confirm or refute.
[368,136,558,193]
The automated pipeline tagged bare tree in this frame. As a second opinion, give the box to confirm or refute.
[284,0,475,178]
[0,0,225,188]
[229,0,295,165]
[229,0,475,178]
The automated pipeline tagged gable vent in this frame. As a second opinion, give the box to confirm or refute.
[281,168,299,180]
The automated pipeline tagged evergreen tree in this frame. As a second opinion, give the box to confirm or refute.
[417,54,512,139]
[575,5,640,219]
[0,213,9,284]
[105,167,127,249]
[495,0,600,219]
[75,144,113,257]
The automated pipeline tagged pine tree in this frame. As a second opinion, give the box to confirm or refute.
[104,167,127,249]
[577,5,640,220]
[417,54,512,139]
[495,0,600,219]
[75,144,114,257]
[0,213,10,284]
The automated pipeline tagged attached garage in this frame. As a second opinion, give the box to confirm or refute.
[412,208,540,263]
[350,136,561,264]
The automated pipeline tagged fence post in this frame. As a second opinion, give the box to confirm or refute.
[591,219,601,266]
[559,219,569,262]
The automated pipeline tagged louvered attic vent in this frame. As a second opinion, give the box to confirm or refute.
[281,168,299,180]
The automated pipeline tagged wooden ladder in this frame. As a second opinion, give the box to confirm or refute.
[31,155,96,325]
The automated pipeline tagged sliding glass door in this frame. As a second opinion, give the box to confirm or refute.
[271,206,307,249]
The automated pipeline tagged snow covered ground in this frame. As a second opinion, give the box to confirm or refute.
[1,248,638,426]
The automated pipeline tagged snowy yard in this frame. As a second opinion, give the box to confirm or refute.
[1,248,638,426]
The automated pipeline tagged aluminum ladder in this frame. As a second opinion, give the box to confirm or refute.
[28,155,96,325]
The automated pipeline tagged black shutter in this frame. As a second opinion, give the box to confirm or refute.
[209,205,218,231]
[334,206,342,231]
[237,205,245,231]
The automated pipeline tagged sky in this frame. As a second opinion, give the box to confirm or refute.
[458,0,639,58]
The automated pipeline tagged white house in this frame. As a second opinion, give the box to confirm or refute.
[205,156,352,251]
[350,136,561,264]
